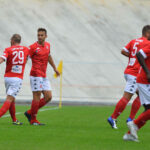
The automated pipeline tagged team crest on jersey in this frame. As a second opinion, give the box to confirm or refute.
[46,46,49,49]
[35,47,40,53]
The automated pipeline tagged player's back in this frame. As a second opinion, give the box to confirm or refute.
[124,37,150,77]
[2,45,29,79]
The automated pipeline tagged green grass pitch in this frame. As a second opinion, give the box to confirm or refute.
[0,105,150,150]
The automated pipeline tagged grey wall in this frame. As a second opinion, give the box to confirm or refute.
[0,0,149,103]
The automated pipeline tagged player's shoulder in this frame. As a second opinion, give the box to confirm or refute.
[130,38,138,43]
[21,45,29,51]
[5,46,12,51]
[45,41,50,46]
[135,37,148,43]
[29,42,38,49]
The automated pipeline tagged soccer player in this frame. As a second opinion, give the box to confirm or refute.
[107,25,150,129]
[123,43,150,142]
[24,28,60,125]
[0,34,29,125]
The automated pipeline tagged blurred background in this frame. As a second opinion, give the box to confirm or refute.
[0,0,149,105]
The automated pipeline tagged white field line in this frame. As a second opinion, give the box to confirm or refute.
[2,107,59,118]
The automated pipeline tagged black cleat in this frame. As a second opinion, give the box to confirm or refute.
[24,111,31,122]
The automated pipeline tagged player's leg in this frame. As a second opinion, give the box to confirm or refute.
[39,77,52,108]
[0,95,14,117]
[108,74,136,129]
[25,76,45,125]
[125,105,150,142]
[107,92,132,129]
[124,83,150,141]
[111,92,133,119]
[127,92,141,122]
[30,91,42,124]
[27,78,52,114]
[9,100,16,122]
[40,90,52,108]
[3,77,23,125]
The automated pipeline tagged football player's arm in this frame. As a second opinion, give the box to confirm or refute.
[0,57,5,64]
[136,51,150,82]
[121,49,129,57]
[121,41,132,57]
[48,55,60,76]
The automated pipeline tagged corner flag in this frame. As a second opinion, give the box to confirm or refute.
[53,60,63,78]
[53,60,63,108]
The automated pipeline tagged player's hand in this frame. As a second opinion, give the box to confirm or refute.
[54,68,60,77]
[146,72,150,83]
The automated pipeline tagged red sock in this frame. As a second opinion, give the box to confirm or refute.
[30,100,40,121]
[9,101,17,122]
[134,109,150,129]
[39,98,47,109]
[27,98,47,114]
[111,97,129,119]
[129,96,141,120]
[0,100,11,117]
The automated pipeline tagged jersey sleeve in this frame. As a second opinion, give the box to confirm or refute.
[1,48,9,61]
[139,45,150,59]
[29,44,35,58]
[123,41,132,53]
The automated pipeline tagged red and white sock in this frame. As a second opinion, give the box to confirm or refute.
[111,97,129,119]
[30,100,40,122]
[9,101,17,122]
[27,98,47,114]
[0,100,11,117]
[129,96,141,120]
[134,109,150,129]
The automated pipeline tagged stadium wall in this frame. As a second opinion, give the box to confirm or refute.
[0,0,150,104]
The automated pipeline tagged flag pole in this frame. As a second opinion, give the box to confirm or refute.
[59,72,63,108]
[59,61,63,108]
[53,60,63,108]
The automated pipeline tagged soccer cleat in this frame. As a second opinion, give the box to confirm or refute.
[24,111,31,122]
[13,120,23,125]
[107,117,118,129]
[30,120,45,126]
[126,117,133,123]
[127,121,138,139]
[123,133,139,142]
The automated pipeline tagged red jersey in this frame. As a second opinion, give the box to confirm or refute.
[1,45,29,79]
[123,37,150,77]
[29,42,50,77]
[137,45,150,84]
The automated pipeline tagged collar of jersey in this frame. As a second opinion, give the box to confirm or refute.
[36,41,45,47]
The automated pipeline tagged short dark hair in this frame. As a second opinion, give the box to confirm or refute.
[11,34,21,43]
[37,28,47,35]
[142,25,150,36]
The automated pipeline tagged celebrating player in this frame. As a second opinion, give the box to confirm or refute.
[123,43,150,141]
[24,28,60,125]
[107,25,150,129]
[0,34,29,125]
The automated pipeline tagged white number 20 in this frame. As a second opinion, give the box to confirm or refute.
[12,51,24,64]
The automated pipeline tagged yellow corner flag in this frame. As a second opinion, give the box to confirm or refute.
[53,60,63,78]
[53,60,63,108]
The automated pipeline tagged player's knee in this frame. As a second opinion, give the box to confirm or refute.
[123,92,133,101]
[33,91,42,100]
[45,94,52,102]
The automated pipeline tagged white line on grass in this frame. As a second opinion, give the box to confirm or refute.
[2,106,59,118]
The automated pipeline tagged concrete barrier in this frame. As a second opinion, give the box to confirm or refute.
[0,0,149,104]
